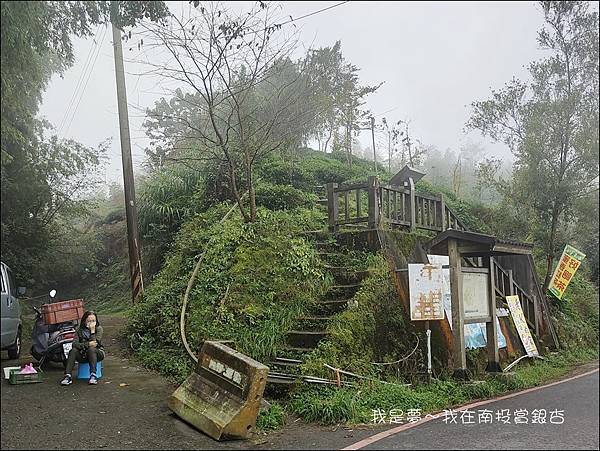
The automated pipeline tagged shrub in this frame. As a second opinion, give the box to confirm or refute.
[255,182,319,211]
[126,205,328,383]
[301,254,424,380]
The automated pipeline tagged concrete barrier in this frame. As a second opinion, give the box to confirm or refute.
[168,341,269,440]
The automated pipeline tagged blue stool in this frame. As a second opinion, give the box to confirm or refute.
[76,361,103,379]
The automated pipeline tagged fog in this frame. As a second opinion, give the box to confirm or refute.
[39,1,546,186]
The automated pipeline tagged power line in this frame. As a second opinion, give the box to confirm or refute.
[57,25,102,135]
[64,25,108,136]
[276,1,350,27]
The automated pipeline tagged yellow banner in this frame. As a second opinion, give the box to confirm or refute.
[506,295,539,357]
[548,245,586,299]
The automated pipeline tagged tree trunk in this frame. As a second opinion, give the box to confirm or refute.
[324,125,334,153]
[244,153,256,222]
[542,201,560,291]
[228,161,250,223]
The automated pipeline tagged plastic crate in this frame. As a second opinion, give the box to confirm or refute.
[41,299,84,325]
[8,369,43,385]
[77,361,103,379]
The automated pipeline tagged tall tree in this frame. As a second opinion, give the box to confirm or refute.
[0,1,168,283]
[467,1,599,290]
[303,41,381,164]
[139,2,315,222]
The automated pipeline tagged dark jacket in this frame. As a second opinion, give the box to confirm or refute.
[73,325,104,352]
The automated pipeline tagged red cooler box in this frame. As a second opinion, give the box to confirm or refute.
[41,299,84,325]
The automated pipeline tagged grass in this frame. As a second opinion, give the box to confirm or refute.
[256,402,287,431]
[285,346,598,425]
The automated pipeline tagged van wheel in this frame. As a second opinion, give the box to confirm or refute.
[7,327,21,359]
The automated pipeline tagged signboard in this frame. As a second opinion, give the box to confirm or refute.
[548,245,586,299]
[408,263,444,321]
[462,272,489,319]
[427,255,506,349]
[464,319,507,349]
[506,295,539,357]
[427,255,451,325]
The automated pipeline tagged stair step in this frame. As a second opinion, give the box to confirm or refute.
[318,251,342,257]
[331,283,362,289]
[287,330,329,348]
[319,299,350,305]
[267,372,300,385]
[273,357,303,365]
[325,283,362,300]
[326,267,370,283]
[314,299,349,315]
[287,330,329,335]
[272,360,302,369]
[296,316,332,330]
[283,346,314,353]
[271,361,303,375]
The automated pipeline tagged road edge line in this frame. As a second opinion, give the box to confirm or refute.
[341,367,599,450]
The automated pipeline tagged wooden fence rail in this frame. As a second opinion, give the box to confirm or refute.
[492,259,536,329]
[327,176,467,233]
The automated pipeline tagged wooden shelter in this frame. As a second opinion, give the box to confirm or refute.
[426,230,535,378]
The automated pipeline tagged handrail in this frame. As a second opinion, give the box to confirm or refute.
[491,257,536,329]
[327,177,469,234]
[414,192,439,202]
[334,182,368,193]
[380,184,410,195]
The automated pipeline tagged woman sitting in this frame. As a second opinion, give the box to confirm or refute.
[60,310,105,385]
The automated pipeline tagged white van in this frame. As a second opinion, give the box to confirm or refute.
[1,262,25,359]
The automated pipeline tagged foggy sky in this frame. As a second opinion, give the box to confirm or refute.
[39,1,547,186]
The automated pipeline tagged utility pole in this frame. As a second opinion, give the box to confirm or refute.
[111,7,144,303]
[370,116,377,174]
[403,122,413,167]
[388,128,392,174]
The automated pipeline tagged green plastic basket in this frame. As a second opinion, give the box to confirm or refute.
[8,368,43,385]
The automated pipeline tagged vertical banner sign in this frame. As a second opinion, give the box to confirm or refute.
[427,255,451,325]
[408,263,445,321]
[506,295,539,357]
[548,245,586,299]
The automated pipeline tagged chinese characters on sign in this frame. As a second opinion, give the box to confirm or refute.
[207,358,245,388]
[371,408,565,425]
[548,245,586,299]
[409,263,445,321]
[506,295,539,357]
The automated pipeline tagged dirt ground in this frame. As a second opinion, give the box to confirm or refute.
[0,314,379,450]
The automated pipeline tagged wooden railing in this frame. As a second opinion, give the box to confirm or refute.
[327,176,467,233]
[326,176,544,346]
[492,259,537,329]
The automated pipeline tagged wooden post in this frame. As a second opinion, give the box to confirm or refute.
[408,177,416,232]
[485,256,501,372]
[368,176,380,229]
[439,193,446,231]
[112,15,144,303]
[500,265,518,355]
[448,238,467,378]
[327,183,339,233]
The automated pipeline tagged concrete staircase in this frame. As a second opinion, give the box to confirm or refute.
[267,233,371,386]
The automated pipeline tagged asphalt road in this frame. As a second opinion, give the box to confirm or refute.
[355,369,599,450]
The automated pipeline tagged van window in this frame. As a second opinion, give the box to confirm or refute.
[7,268,16,297]
[0,268,6,294]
